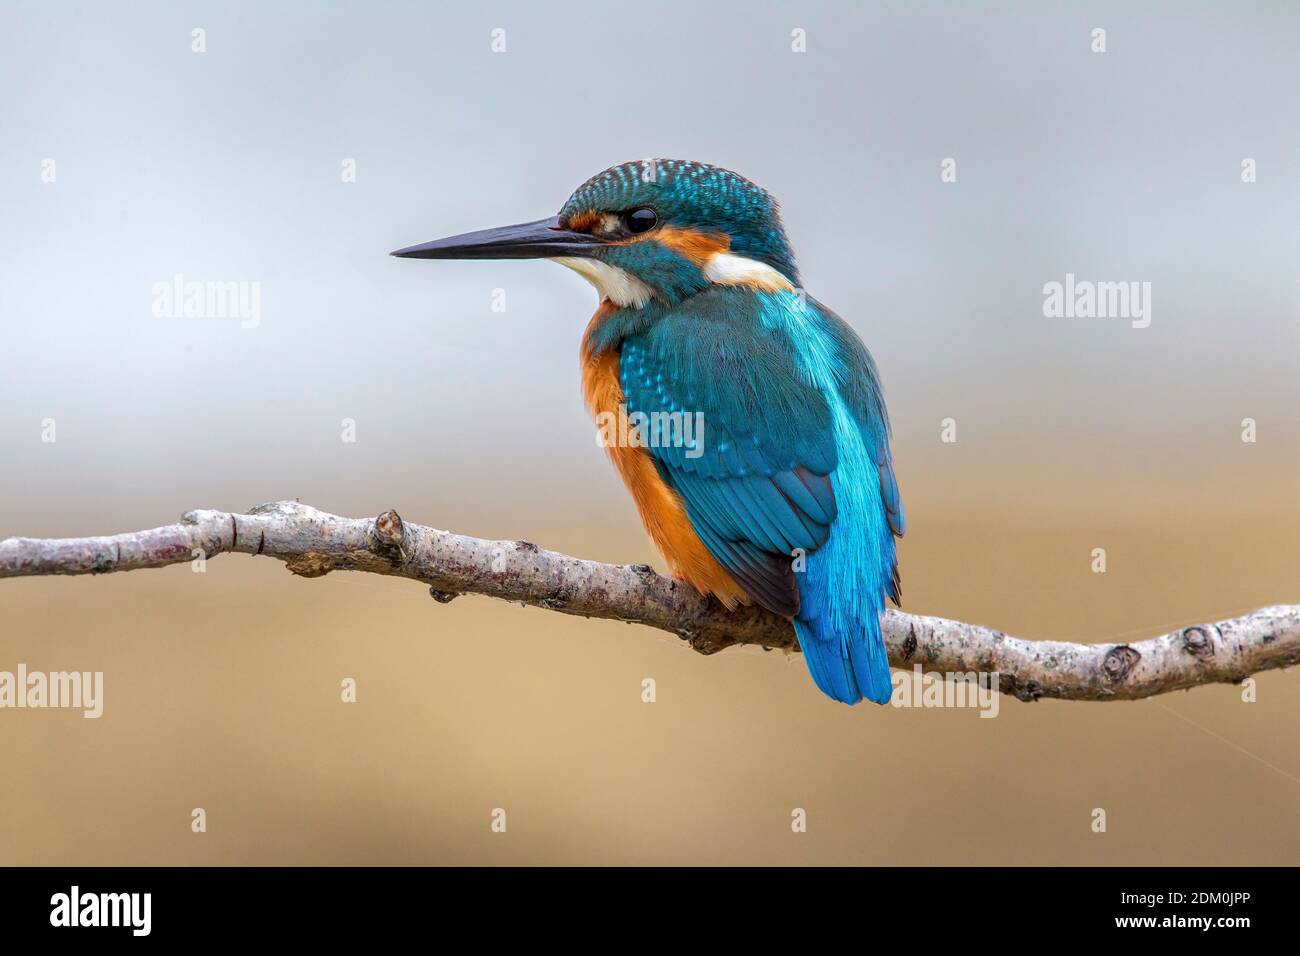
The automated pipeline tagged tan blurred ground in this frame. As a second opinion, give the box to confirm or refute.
[3,454,1297,866]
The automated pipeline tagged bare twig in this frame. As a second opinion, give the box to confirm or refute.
[2,501,1296,701]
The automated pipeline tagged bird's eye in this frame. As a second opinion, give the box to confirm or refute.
[623,207,659,234]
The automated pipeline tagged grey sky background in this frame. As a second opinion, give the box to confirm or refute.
[2,0,1298,532]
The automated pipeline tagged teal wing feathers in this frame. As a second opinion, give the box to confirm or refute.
[618,287,839,616]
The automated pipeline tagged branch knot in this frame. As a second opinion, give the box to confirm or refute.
[1101,645,1141,683]
[1180,624,1219,661]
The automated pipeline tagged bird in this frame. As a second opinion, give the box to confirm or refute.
[393,159,904,705]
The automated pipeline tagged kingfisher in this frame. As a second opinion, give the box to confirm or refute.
[393,160,904,705]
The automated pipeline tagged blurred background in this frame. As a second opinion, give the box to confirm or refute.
[1,0,1297,864]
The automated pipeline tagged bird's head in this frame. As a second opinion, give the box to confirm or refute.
[392,159,799,308]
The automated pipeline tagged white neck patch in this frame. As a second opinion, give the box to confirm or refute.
[552,257,655,309]
[553,249,793,308]
[703,252,794,292]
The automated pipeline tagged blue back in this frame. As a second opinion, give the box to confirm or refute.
[616,286,903,704]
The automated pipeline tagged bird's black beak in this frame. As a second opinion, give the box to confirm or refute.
[390,215,602,260]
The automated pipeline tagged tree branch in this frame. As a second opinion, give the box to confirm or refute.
[2,501,1296,702]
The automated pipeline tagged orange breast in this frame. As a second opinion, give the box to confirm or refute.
[581,303,749,609]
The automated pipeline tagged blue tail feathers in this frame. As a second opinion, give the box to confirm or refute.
[793,609,893,706]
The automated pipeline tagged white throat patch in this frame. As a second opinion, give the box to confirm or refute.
[552,257,655,309]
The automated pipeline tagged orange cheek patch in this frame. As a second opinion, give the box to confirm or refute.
[648,226,730,266]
